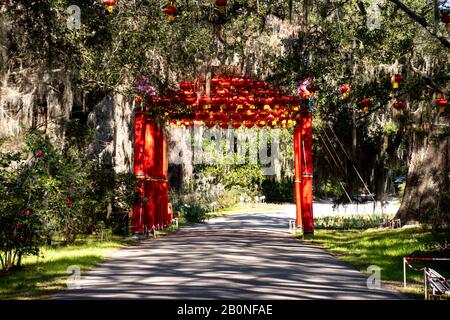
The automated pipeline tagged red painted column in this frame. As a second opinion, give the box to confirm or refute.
[293,124,303,230]
[161,128,169,226]
[154,126,164,229]
[132,111,146,234]
[301,111,314,234]
[144,118,157,233]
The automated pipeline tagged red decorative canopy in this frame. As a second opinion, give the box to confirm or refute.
[135,75,311,129]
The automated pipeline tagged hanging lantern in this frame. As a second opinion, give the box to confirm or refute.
[231,121,242,129]
[215,0,228,14]
[393,100,407,116]
[244,120,254,129]
[164,3,177,22]
[391,74,403,90]
[102,0,116,12]
[180,81,193,90]
[339,84,351,99]
[393,100,407,111]
[256,119,266,128]
[306,84,318,92]
[182,119,193,127]
[441,10,450,28]
[359,98,372,112]
[306,84,319,98]
[219,121,229,129]
[436,98,448,113]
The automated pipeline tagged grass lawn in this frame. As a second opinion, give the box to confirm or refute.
[305,227,450,298]
[0,237,131,299]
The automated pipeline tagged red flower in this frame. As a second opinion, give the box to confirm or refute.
[67,199,74,206]
[23,210,31,216]
[36,150,43,157]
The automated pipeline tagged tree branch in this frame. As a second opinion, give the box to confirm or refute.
[409,61,448,95]
[388,0,450,49]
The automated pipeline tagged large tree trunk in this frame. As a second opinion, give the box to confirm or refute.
[396,121,449,224]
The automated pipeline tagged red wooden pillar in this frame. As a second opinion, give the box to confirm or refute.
[293,124,303,230]
[144,118,157,232]
[301,111,314,234]
[132,111,146,234]
[161,128,169,226]
[154,126,164,229]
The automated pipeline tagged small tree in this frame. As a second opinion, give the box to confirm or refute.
[0,150,43,271]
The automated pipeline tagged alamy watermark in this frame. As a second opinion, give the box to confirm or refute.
[366,0,385,31]
[367,265,381,290]
[66,265,81,289]
[169,126,280,176]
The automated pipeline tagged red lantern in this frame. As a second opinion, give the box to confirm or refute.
[215,0,228,13]
[441,12,450,25]
[256,120,266,128]
[359,98,372,112]
[180,82,193,90]
[231,121,242,129]
[182,119,193,127]
[199,96,211,107]
[339,84,351,98]
[210,76,221,86]
[393,100,406,111]
[306,84,319,92]
[164,5,177,22]
[244,120,254,129]
[391,74,403,89]
[436,98,448,113]
[103,0,116,12]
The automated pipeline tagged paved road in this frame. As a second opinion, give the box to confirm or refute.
[55,211,403,299]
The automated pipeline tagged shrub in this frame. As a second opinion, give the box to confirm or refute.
[178,203,207,223]
[0,209,42,271]
[314,214,392,230]
[0,148,43,271]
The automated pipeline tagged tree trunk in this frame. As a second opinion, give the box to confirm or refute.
[396,125,449,224]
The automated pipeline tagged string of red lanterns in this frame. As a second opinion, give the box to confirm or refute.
[134,73,446,124]
[136,75,310,128]
[338,73,447,114]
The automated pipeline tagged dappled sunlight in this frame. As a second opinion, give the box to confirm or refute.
[54,212,401,300]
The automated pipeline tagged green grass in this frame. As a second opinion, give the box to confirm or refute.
[305,227,450,297]
[0,237,129,299]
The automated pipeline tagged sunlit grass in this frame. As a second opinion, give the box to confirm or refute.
[306,227,450,297]
[0,238,126,299]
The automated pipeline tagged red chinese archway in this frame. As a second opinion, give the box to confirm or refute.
[132,74,315,234]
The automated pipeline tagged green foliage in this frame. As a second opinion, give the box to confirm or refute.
[0,131,136,270]
[317,179,345,199]
[261,177,293,202]
[314,214,391,230]
[178,203,207,224]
